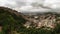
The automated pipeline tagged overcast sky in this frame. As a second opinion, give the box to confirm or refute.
[0,0,60,12]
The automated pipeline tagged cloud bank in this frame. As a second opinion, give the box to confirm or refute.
[0,0,60,12]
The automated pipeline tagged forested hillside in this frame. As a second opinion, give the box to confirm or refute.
[0,7,27,34]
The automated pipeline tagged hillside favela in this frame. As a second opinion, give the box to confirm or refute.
[0,7,60,34]
[0,0,60,34]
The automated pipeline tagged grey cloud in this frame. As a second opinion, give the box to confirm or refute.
[0,0,60,12]
[16,2,26,6]
[31,2,51,9]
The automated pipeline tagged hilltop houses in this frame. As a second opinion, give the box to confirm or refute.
[23,13,57,29]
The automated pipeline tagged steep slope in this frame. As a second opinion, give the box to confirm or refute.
[0,7,27,34]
